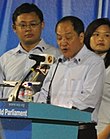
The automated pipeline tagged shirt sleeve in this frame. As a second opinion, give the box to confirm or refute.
[0,57,5,98]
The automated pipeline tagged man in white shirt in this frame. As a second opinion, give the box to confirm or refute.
[35,16,105,139]
[0,3,60,99]
[36,16,105,120]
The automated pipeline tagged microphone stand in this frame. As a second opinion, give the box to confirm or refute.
[47,58,62,104]
[8,61,41,102]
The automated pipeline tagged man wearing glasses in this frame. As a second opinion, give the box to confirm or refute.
[0,3,60,100]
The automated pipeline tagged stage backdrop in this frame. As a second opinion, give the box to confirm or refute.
[0,0,110,56]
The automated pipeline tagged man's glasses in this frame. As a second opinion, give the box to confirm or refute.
[15,22,41,29]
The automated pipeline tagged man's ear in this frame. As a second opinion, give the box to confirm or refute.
[12,24,16,33]
[79,32,84,43]
[41,21,45,29]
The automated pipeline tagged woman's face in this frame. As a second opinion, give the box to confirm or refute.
[90,25,110,54]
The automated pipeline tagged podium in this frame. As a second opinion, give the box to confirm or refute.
[0,101,91,139]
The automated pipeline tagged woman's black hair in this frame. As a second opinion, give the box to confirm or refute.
[84,18,110,68]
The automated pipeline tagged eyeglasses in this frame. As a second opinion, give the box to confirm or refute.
[15,22,41,29]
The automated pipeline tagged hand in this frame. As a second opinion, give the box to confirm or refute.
[98,125,110,139]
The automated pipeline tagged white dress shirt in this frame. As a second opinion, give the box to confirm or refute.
[0,39,60,98]
[97,54,110,134]
[36,45,105,122]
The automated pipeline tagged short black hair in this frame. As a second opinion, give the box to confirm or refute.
[55,16,84,35]
[12,3,44,24]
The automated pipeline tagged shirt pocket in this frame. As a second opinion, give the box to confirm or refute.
[70,79,83,93]
[70,79,89,101]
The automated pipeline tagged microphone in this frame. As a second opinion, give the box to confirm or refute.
[8,54,45,101]
[47,58,62,104]
[29,54,55,66]
[29,54,45,63]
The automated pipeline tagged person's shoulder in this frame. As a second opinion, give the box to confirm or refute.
[45,45,61,57]
[42,42,61,57]
[83,47,104,68]
[86,47,103,61]
[42,40,56,49]
[40,39,58,50]
[90,51,103,61]
[80,45,103,63]
[45,44,59,51]
[0,47,17,59]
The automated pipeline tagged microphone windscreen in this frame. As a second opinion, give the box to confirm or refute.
[29,54,45,62]
[58,58,62,63]
[39,54,55,65]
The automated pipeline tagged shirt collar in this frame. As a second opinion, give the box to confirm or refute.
[13,43,26,54]
[101,52,107,59]
[12,38,46,55]
[34,39,46,52]
[74,45,87,63]
[61,45,87,64]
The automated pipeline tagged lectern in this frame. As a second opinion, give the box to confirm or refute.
[0,101,91,139]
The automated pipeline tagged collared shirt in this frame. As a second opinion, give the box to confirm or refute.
[0,39,60,98]
[36,45,105,122]
[96,53,110,134]
[97,66,110,133]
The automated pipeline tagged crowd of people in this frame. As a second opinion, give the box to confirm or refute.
[0,2,110,139]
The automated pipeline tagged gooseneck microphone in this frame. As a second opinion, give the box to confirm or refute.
[21,54,45,83]
[47,58,62,104]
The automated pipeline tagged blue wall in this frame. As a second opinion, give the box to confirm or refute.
[0,0,109,56]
